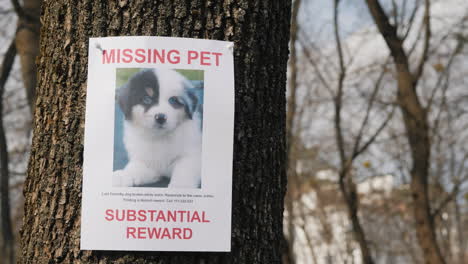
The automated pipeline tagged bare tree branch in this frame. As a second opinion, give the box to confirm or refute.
[10,0,39,23]
[391,0,399,29]
[402,0,421,42]
[352,57,391,156]
[431,173,468,217]
[333,0,347,167]
[413,0,432,84]
[0,38,17,264]
[298,36,334,96]
[333,1,375,264]
[354,107,395,159]
[426,38,464,112]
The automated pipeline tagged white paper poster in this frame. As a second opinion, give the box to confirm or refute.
[81,36,234,252]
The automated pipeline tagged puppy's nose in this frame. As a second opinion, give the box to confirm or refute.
[155,113,167,125]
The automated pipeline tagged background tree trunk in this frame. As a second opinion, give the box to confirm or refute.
[20,1,291,263]
[364,1,446,264]
[15,0,41,113]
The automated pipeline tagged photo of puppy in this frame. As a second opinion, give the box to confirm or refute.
[112,68,203,188]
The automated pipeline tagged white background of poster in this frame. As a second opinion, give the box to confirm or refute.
[81,37,234,251]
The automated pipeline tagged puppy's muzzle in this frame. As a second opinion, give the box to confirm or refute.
[155,113,167,125]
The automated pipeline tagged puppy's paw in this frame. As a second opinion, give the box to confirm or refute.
[168,178,200,189]
[113,170,135,187]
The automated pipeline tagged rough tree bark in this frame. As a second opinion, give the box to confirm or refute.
[20,1,291,263]
[364,1,446,264]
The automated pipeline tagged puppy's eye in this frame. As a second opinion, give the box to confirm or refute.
[142,95,152,105]
[169,96,184,109]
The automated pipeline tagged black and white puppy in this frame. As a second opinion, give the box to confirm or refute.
[113,69,201,188]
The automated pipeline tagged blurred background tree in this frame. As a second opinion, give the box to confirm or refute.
[285,0,467,263]
[0,0,40,263]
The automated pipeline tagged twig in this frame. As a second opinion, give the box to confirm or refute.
[10,0,39,23]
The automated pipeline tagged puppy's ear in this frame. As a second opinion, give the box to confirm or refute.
[117,84,131,120]
[182,88,198,120]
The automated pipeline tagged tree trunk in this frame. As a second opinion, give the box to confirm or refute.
[20,1,291,263]
[364,1,446,264]
[15,0,41,112]
[338,170,375,264]
[398,55,446,264]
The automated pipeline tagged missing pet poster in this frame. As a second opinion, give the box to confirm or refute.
[81,37,234,252]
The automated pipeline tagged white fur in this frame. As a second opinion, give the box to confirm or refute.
[113,69,202,188]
